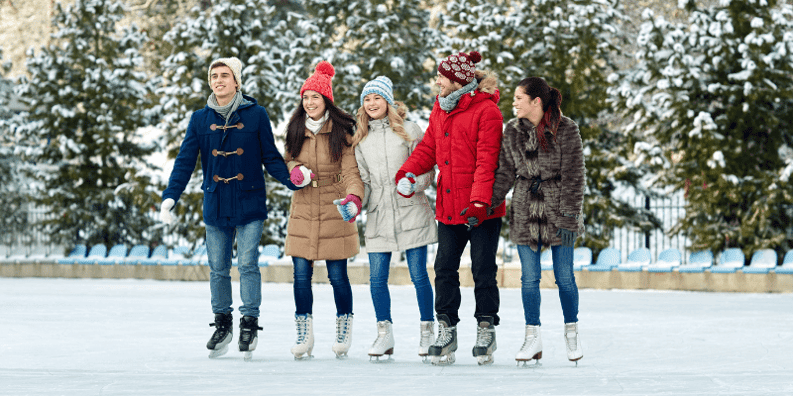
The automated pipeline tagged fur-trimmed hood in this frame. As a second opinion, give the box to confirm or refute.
[475,70,498,95]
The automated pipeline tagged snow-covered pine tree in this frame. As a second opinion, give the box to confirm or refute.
[296,0,437,115]
[157,0,300,247]
[518,0,663,252]
[10,0,159,251]
[0,48,29,251]
[609,0,793,256]
[438,0,661,252]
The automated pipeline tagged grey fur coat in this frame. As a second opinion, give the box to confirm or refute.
[491,116,586,251]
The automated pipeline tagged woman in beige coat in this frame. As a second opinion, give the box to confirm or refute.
[353,76,438,362]
[283,61,364,360]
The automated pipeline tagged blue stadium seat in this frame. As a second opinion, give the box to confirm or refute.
[743,249,777,274]
[124,245,150,265]
[160,246,190,266]
[184,245,207,266]
[140,245,168,266]
[573,247,592,270]
[678,250,713,273]
[775,251,793,274]
[57,245,87,264]
[619,248,650,272]
[711,248,744,273]
[589,248,620,272]
[97,244,128,265]
[76,245,107,265]
[648,248,682,273]
[258,244,281,267]
[540,249,553,271]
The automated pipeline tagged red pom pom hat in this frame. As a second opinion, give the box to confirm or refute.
[300,61,336,103]
[438,51,482,86]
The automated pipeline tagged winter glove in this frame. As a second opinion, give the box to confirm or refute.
[556,228,578,247]
[333,194,363,223]
[160,198,175,225]
[459,202,489,230]
[290,165,315,188]
[395,170,416,198]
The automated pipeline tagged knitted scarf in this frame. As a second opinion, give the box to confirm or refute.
[207,91,243,123]
[438,79,478,112]
[305,111,329,134]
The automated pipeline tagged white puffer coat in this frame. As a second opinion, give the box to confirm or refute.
[354,118,438,253]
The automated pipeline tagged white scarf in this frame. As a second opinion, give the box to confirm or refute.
[305,111,329,134]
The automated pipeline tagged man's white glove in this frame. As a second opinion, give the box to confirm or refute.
[160,198,175,225]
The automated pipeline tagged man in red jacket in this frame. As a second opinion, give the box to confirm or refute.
[395,50,505,365]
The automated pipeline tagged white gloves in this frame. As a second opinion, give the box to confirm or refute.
[396,172,416,197]
[160,198,175,225]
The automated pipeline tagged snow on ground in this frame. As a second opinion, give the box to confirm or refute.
[1,277,791,395]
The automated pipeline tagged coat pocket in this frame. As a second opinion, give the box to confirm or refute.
[238,177,267,218]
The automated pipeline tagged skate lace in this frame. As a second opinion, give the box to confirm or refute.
[420,325,434,348]
[209,319,231,342]
[475,325,493,347]
[295,316,309,343]
[435,322,453,346]
[565,326,578,351]
[372,323,389,348]
[519,330,537,352]
[335,315,351,343]
[240,320,262,344]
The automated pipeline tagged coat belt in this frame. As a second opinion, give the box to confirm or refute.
[310,173,342,188]
[213,173,244,184]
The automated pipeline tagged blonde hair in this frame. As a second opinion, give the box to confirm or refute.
[352,101,414,147]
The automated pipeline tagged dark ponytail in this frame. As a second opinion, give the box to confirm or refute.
[517,77,562,152]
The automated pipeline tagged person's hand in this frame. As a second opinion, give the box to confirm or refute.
[333,194,362,223]
[290,166,315,188]
[396,171,416,198]
[556,228,578,247]
[459,202,489,230]
[160,198,175,225]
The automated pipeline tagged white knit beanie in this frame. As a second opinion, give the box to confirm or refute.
[207,57,243,91]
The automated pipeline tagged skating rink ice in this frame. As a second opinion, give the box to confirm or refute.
[1,277,791,395]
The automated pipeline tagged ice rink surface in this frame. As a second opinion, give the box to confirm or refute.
[1,277,791,395]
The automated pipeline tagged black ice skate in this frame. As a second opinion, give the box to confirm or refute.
[238,316,262,361]
[428,314,457,366]
[207,313,233,358]
[472,316,497,365]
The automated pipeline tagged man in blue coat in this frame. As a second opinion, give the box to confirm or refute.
[160,57,300,360]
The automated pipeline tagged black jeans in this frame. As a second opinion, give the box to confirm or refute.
[434,217,502,326]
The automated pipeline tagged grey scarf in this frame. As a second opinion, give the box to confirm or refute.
[207,91,243,123]
[438,79,478,112]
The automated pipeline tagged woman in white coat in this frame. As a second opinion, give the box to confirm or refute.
[353,76,438,362]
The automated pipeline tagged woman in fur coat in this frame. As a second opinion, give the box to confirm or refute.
[491,77,586,367]
[352,76,438,362]
[283,61,364,360]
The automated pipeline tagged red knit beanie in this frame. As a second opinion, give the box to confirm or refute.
[438,51,482,86]
[300,61,336,102]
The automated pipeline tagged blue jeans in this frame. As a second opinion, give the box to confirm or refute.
[292,257,353,317]
[517,243,579,326]
[369,246,434,323]
[206,220,264,318]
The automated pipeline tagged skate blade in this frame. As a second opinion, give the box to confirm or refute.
[430,352,455,366]
[516,359,542,368]
[293,352,314,361]
[477,355,494,365]
[421,355,431,364]
[208,345,229,359]
[335,353,349,360]
[368,354,394,363]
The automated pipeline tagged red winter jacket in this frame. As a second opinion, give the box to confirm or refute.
[398,71,506,225]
